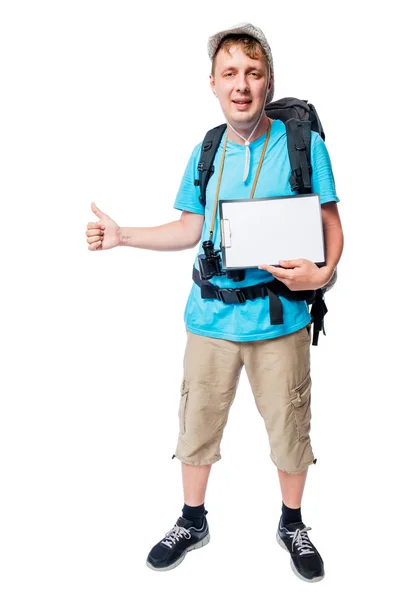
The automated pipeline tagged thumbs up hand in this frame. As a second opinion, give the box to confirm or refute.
[86,202,121,251]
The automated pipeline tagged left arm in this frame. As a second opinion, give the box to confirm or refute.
[319,201,344,279]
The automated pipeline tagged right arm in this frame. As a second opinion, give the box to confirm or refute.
[86,203,204,252]
[87,143,205,252]
[118,210,204,251]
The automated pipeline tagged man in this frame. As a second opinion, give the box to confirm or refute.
[85,23,343,582]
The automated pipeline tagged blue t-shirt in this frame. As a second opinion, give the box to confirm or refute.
[174,119,339,342]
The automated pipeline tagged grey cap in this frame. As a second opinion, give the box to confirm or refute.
[208,22,274,104]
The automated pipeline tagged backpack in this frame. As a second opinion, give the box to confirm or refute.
[193,97,337,345]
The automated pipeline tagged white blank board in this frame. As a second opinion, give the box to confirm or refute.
[220,194,325,269]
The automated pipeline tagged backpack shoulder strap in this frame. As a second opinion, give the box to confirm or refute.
[285,119,312,194]
[195,124,227,207]
[307,102,325,140]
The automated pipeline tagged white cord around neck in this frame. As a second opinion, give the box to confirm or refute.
[227,113,263,182]
[226,79,271,182]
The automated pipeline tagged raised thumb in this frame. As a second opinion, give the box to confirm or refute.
[91,202,103,216]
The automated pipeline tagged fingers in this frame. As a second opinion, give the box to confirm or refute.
[278,259,306,268]
[86,221,104,250]
[259,264,291,276]
[87,207,106,251]
[87,222,106,231]
[86,221,105,242]
[86,227,104,237]
[87,234,102,243]
[88,239,102,251]
[86,227,104,240]
[259,259,308,277]
[258,264,293,284]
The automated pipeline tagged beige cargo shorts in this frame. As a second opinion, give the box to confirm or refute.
[174,326,315,474]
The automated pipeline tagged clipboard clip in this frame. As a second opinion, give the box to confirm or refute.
[221,218,232,248]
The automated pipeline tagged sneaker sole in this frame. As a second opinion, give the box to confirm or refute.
[146,532,210,572]
[276,532,325,583]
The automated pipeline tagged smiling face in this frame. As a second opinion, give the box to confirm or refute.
[210,40,272,139]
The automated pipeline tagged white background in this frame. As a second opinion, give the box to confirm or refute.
[0,1,398,598]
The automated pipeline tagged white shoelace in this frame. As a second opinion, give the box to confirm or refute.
[161,525,191,549]
[287,526,315,556]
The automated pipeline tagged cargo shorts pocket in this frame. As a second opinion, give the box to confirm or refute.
[178,380,189,435]
[290,371,312,441]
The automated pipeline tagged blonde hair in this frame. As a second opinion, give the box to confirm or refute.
[211,35,269,76]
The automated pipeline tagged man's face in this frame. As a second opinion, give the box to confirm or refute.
[210,44,271,131]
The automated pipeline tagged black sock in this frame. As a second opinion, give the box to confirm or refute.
[281,502,302,526]
[182,503,206,528]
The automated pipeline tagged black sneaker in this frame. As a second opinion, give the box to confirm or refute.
[276,517,325,582]
[146,515,210,571]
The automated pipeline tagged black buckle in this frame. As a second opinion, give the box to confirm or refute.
[216,288,246,304]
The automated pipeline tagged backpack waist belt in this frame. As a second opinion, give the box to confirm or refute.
[192,267,326,345]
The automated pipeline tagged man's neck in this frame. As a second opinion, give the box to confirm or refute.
[226,115,271,145]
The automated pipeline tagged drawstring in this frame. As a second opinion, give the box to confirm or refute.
[226,80,271,181]
[227,111,264,182]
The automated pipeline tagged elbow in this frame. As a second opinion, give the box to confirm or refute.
[187,236,201,249]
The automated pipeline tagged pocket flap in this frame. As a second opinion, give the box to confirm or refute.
[290,371,311,407]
